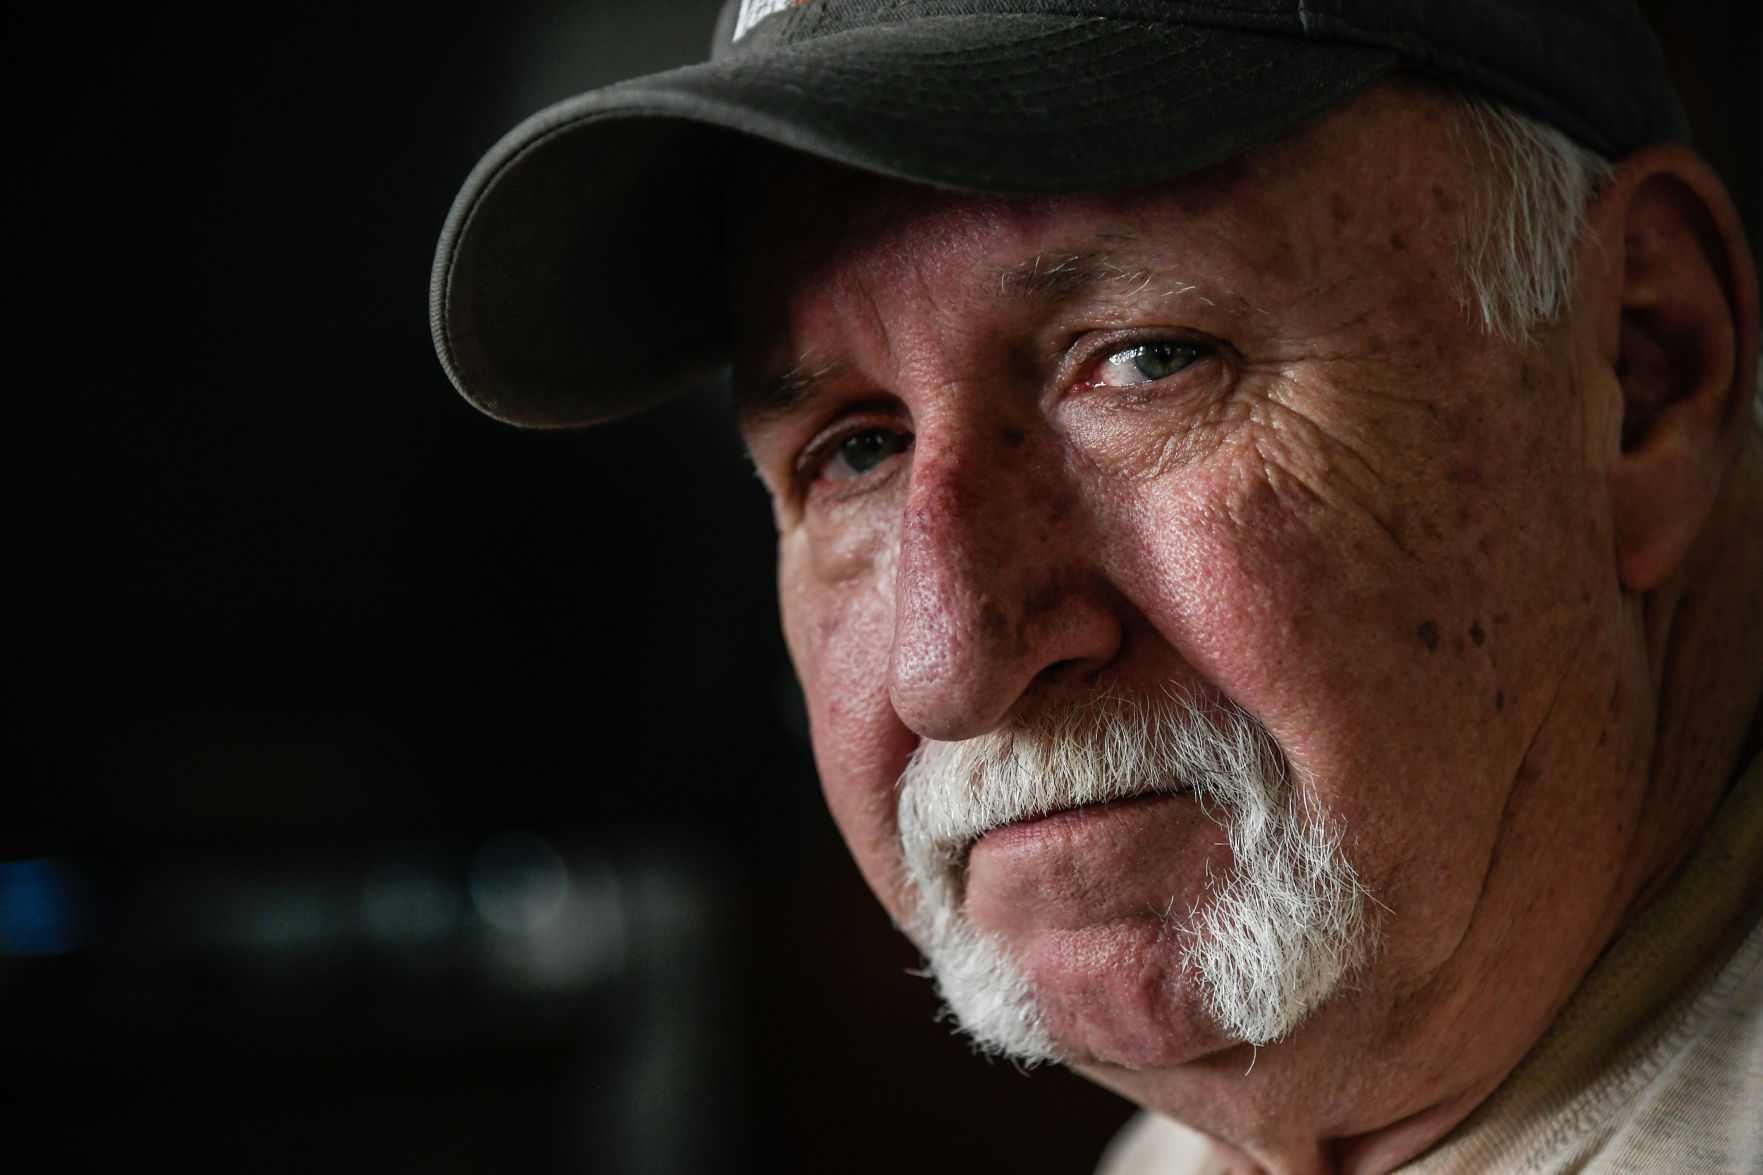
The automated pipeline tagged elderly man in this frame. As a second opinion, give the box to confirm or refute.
[430,2,1760,1171]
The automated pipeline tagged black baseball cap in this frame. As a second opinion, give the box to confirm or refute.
[429,0,1688,428]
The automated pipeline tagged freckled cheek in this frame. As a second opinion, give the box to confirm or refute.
[778,529,920,912]
[1127,456,1525,894]
[1112,489,1423,916]
[1115,456,1445,761]
[781,507,901,675]
[1123,475,1345,707]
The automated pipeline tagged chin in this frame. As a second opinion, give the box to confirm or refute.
[1023,924,1240,1070]
[919,878,1239,1070]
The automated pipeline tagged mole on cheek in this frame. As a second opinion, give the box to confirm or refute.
[1418,620,1440,651]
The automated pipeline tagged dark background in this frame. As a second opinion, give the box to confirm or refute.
[10,2,1758,1172]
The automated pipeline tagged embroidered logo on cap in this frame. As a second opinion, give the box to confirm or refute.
[734,0,807,41]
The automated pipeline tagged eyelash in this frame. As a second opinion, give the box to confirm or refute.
[1068,330,1220,395]
[793,407,912,489]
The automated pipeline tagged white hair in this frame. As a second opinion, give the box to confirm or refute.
[1455,100,1763,438]
[1451,95,1616,340]
[897,690,1376,1061]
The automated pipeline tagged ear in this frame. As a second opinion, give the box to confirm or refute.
[1601,144,1759,593]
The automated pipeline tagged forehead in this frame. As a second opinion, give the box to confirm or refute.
[723,79,1473,362]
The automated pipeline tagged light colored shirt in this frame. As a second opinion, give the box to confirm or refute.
[1098,753,1763,1174]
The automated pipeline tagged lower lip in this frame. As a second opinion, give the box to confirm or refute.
[974,791,1191,855]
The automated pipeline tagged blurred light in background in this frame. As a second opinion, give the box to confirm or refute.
[362,846,461,941]
[0,857,90,956]
[238,880,331,949]
[470,829,569,933]
[7,837,733,1172]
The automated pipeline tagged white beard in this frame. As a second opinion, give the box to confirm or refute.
[896,689,1376,1063]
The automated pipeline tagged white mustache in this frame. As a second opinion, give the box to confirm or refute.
[893,687,1374,1056]
[898,689,1280,886]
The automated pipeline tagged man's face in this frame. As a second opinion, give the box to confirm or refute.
[730,82,1638,1124]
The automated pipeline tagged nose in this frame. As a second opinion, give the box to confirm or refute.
[887,418,1123,741]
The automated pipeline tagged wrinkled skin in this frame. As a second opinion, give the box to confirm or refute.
[728,80,1762,1174]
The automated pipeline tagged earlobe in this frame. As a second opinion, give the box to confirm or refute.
[1603,146,1758,593]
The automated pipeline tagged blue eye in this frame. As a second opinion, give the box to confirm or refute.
[826,427,911,479]
[1094,341,1202,387]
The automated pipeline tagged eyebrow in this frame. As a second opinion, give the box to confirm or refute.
[998,248,1155,302]
[734,356,847,431]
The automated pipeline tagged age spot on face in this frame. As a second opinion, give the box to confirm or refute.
[1470,620,1485,646]
[1419,620,1441,651]
[979,600,1010,642]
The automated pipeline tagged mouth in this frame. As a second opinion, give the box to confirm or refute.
[954,786,1225,950]
[971,791,1193,857]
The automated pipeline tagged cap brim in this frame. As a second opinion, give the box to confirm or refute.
[431,15,1397,427]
